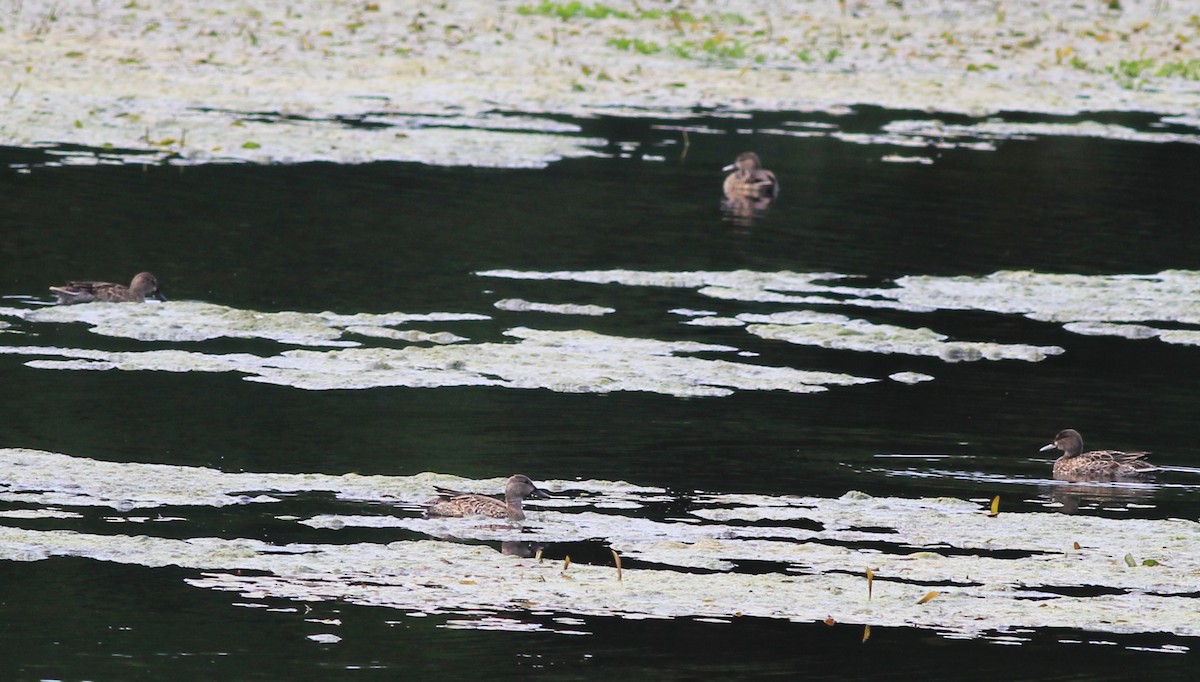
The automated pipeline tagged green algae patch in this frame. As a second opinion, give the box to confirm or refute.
[494,299,616,316]
[883,119,1200,147]
[2,448,1200,642]
[0,326,874,396]
[883,270,1200,346]
[10,269,1200,399]
[742,311,1062,362]
[481,268,1200,349]
[2,0,1198,170]
[889,372,935,384]
[0,448,658,511]
[7,301,488,347]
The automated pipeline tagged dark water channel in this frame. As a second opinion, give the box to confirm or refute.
[1,108,1198,678]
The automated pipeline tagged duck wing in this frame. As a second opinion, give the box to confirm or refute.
[1113,450,1158,472]
[1089,449,1159,474]
[63,280,117,292]
[50,280,127,303]
[432,486,499,501]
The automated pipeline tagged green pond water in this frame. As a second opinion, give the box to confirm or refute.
[1,108,1199,679]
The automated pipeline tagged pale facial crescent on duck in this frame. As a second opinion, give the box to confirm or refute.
[722,151,779,200]
[1040,429,1158,481]
[49,272,166,304]
[424,474,551,522]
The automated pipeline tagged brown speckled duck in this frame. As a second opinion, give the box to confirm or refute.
[50,272,166,304]
[722,152,779,201]
[1040,429,1158,481]
[424,474,551,522]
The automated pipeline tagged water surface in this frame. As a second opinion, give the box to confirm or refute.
[2,109,1199,678]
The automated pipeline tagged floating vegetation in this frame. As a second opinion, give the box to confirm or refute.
[4,1,1198,171]
[606,37,661,55]
[881,154,935,165]
[740,311,1062,362]
[881,120,1200,147]
[0,448,660,511]
[2,449,1200,642]
[889,372,934,384]
[493,298,615,316]
[479,268,1200,351]
[0,326,874,396]
[0,301,487,347]
[7,268,1200,398]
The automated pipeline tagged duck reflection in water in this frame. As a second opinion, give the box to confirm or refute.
[721,151,779,226]
[424,474,551,523]
[501,541,546,558]
[1042,479,1157,514]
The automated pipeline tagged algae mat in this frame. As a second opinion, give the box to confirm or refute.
[0,448,1197,644]
[2,0,1198,167]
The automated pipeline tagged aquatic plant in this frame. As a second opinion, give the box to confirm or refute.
[667,35,749,61]
[5,449,1200,642]
[516,2,747,26]
[606,37,661,54]
[1155,58,1200,79]
[518,1,635,20]
[1107,57,1156,89]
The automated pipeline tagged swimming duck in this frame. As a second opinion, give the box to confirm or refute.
[49,272,166,304]
[722,152,779,201]
[1040,429,1158,481]
[424,474,551,522]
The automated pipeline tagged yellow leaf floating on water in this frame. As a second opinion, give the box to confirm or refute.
[862,624,871,643]
[823,616,836,626]
[1073,542,1082,550]
[563,555,572,571]
[611,548,623,581]
[535,548,544,562]
[459,579,476,585]
[988,495,1000,517]
[866,567,875,600]
[916,591,940,604]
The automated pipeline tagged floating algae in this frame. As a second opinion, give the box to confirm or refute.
[8,270,1200,398]
[740,311,1063,362]
[493,299,616,316]
[0,301,488,347]
[1,449,1199,642]
[882,120,1200,147]
[3,0,1198,169]
[480,268,1200,349]
[0,448,660,511]
[0,326,875,396]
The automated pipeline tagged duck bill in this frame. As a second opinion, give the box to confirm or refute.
[531,487,552,499]
[154,290,167,302]
[722,163,736,172]
[1038,443,1057,452]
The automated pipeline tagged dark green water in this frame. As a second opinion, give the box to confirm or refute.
[2,109,1198,678]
